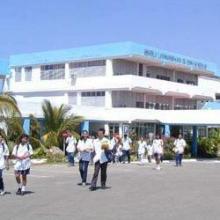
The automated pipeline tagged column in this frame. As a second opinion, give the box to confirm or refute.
[119,123,123,137]
[104,123,110,136]
[105,90,112,108]
[80,121,90,133]
[21,67,25,82]
[65,63,70,80]
[164,124,171,137]
[192,126,198,157]
[23,118,31,135]
[76,92,81,106]
[106,59,114,77]
[64,92,68,104]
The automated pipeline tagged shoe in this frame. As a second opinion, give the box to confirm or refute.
[86,183,91,186]
[16,188,21,195]
[101,184,106,189]
[156,166,161,170]
[77,183,83,186]
[0,191,5,196]
[21,191,25,196]
[89,186,96,191]
[82,182,86,186]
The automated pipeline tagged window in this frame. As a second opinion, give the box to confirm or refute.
[138,63,143,76]
[70,60,106,68]
[81,91,105,97]
[136,101,144,108]
[177,79,184,83]
[24,67,32,81]
[156,75,170,81]
[15,67,22,82]
[40,64,65,80]
[216,94,220,100]
[186,80,196,85]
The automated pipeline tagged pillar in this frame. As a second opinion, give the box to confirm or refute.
[164,124,170,137]
[106,59,114,77]
[105,90,112,108]
[23,118,31,135]
[80,121,90,133]
[104,123,110,136]
[192,126,198,157]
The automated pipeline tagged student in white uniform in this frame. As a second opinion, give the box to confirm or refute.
[65,130,77,166]
[174,134,186,167]
[152,134,163,170]
[90,128,111,191]
[77,130,93,186]
[137,137,147,163]
[146,133,154,163]
[12,134,33,195]
[122,134,132,163]
[0,134,9,196]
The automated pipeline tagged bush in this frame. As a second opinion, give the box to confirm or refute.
[198,137,218,158]
[32,147,47,159]
[43,131,59,148]
[46,152,65,163]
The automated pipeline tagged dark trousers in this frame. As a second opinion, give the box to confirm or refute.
[91,161,108,187]
[122,150,131,163]
[175,153,183,166]
[79,160,89,183]
[0,169,4,191]
[67,152,74,165]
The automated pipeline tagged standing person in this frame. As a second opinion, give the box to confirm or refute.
[122,134,132,163]
[90,128,111,191]
[0,134,9,196]
[65,130,77,166]
[77,130,93,186]
[115,136,123,163]
[137,137,147,163]
[110,134,118,163]
[146,133,154,163]
[173,134,186,167]
[12,134,33,196]
[152,134,164,170]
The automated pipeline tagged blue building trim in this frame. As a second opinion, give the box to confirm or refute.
[9,42,219,75]
[0,59,9,75]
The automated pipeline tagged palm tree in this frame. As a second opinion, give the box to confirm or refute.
[42,100,83,148]
[0,93,22,139]
[0,93,21,118]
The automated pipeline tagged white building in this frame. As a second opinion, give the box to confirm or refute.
[4,42,220,150]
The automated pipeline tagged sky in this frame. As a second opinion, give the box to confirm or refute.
[0,0,220,67]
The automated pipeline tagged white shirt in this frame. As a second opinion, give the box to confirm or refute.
[153,139,163,154]
[122,137,132,151]
[93,137,110,164]
[12,143,33,171]
[66,136,77,153]
[77,138,93,162]
[138,141,147,155]
[0,142,9,170]
[174,138,186,154]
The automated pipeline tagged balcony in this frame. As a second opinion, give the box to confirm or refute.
[74,75,215,100]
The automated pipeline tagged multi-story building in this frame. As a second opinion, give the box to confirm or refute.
[3,42,220,152]
[0,59,9,92]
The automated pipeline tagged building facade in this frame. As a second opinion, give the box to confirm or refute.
[4,42,220,141]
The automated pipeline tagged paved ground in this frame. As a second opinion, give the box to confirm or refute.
[0,161,220,220]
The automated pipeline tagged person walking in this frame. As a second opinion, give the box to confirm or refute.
[90,128,111,191]
[173,134,186,167]
[0,134,9,196]
[152,134,163,170]
[137,137,147,163]
[65,130,77,166]
[12,134,33,196]
[77,130,93,186]
[122,134,132,163]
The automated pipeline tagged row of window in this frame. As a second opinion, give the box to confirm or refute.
[69,60,105,68]
[81,91,105,97]
[136,102,196,110]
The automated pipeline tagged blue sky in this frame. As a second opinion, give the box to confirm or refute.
[0,0,220,67]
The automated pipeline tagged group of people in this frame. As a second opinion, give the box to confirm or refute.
[0,129,187,195]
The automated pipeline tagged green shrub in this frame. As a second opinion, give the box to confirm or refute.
[198,137,218,158]
[32,147,47,159]
[44,131,59,148]
[46,152,65,163]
